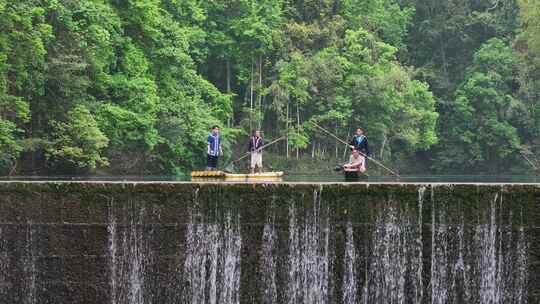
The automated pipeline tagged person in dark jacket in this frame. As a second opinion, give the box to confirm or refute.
[248,130,265,173]
[349,128,370,157]
[206,125,222,171]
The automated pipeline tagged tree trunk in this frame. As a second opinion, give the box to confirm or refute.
[286,102,289,159]
[335,122,339,159]
[226,59,232,128]
[9,160,18,176]
[258,55,263,130]
[343,127,351,159]
[226,59,231,94]
[296,102,300,159]
[380,134,387,159]
[250,59,254,133]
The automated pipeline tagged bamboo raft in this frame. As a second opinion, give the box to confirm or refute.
[343,170,368,180]
[191,171,285,181]
[190,171,226,177]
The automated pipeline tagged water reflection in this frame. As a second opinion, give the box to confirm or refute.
[2,174,540,183]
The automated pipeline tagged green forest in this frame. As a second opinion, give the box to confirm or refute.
[1,0,540,176]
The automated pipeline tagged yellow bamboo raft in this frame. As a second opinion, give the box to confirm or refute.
[190,170,226,177]
[223,171,284,180]
[191,171,284,180]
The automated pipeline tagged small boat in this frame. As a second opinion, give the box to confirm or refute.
[343,170,368,180]
[191,171,284,181]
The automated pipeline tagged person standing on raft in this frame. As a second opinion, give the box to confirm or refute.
[349,128,370,157]
[344,128,370,172]
[207,125,223,171]
[248,130,265,174]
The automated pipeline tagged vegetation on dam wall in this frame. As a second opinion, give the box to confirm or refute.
[0,182,538,303]
[0,182,538,224]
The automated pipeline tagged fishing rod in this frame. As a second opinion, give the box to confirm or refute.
[230,135,287,164]
[310,121,401,177]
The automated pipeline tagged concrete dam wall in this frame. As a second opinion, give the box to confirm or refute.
[0,182,538,303]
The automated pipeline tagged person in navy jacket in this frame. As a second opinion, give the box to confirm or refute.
[349,128,370,169]
[207,125,223,171]
[349,128,370,157]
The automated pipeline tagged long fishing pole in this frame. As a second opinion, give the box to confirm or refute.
[310,121,400,177]
[230,135,287,164]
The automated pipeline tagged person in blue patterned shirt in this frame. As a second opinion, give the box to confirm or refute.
[206,125,223,171]
[349,128,370,157]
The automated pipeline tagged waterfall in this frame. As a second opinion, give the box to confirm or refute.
[0,226,8,298]
[514,226,528,303]
[108,201,152,304]
[0,183,533,304]
[126,214,146,304]
[23,221,37,304]
[342,222,357,304]
[360,193,425,304]
[219,214,242,304]
[431,190,449,304]
[208,224,220,304]
[475,194,529,304]
[429,191,529,304]
[288,203,300,304]
[101,185,530,304]
[478,194,500,304]
[183,219,211,304]
[449,219,472,303]
[183,212,242,304]
[365,205,408,304]
[109,199,118,304]
[260,222,278,304]
[288,189,330,304]
[414,186,426,304]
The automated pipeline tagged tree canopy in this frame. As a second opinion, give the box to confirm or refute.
[1,0,539,175]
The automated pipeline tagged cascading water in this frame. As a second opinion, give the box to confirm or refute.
[109,199,118,304]
[449,216,472,303]
[23,221,37,304]
[219,214,242,304]
[429,190,529,304]
[287,189,330,304]
[1,183,533,304]
[414,186,425,304]
[363,202,422,304]
[0,226,8,298]
[108,201,152,304]
[476,194,528,304]
[478,194,501,304]
[514,226,528,303]
[260,220,278,304]
[183,212,242,304]
[431,189,449,304]
[342,222,357,304]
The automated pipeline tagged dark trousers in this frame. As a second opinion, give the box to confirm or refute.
[207,154,219,169]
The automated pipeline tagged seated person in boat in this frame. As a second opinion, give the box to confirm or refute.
[206,125,222,171]
[343,149,366,173]
[248,130,265,174]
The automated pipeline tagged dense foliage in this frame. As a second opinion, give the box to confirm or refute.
[0,0,539,175]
